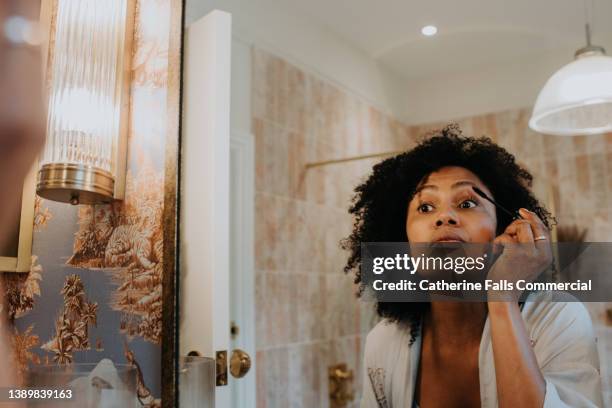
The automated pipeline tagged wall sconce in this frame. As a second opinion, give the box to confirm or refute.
[37,0,135,205]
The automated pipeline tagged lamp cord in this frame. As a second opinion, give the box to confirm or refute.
[583,0,593,46]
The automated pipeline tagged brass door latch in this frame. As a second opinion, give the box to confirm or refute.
[216,349,252,386]
[216,350,228,386]
[329,363,354,407]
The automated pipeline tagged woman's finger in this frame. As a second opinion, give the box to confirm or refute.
[492,233,516,257]
[504,220,535,244]
[518,208,551,250]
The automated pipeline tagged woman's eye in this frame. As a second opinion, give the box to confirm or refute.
[459,199,477,209]
[418,203,434,213]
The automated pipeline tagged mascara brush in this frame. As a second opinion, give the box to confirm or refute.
[471,186,523,220]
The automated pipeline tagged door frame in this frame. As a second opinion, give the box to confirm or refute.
[230,129,256,407]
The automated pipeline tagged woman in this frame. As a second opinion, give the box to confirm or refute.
[0,0,46,391]
[343,125,602,407]
[0,0,45,248]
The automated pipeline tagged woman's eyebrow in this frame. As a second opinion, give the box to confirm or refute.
[414,184,437,194]
[451,180,478,189]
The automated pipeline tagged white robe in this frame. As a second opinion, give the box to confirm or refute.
[361,292,603,408]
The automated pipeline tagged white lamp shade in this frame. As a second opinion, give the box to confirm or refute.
[529,54,612,136]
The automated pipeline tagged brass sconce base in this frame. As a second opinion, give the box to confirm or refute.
[37,163,115,205]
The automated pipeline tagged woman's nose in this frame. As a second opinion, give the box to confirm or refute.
[435,210,459,227]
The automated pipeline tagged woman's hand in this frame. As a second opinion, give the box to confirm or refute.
[487,208,553,301]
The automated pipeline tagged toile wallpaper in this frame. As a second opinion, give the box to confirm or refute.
[1,0,179,406]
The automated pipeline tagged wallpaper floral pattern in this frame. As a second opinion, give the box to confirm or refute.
[0,0,179,405]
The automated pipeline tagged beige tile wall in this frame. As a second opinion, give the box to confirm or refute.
[252,47,412,407]
[252,47,612,407]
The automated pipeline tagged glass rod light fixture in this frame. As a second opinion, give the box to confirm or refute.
[37,0,135,205]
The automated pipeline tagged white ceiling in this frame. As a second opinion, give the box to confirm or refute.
[277,0,612,80]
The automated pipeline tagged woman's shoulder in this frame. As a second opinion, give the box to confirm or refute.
[521,291,597,362]
[521,290,593,331]
[364,319,414,359]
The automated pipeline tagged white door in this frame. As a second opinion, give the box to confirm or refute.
[180,9,232,407]
[180,10,256,407]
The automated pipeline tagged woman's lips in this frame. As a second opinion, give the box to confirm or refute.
[432,234,465,243]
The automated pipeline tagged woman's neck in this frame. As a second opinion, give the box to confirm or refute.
[424,302,487,348]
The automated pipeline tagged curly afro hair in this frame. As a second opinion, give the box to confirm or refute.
[342,124,553,339]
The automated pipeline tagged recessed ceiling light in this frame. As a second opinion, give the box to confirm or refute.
[421,25,437,36]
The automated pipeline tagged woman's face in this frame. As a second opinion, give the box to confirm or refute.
[406,166,497,243]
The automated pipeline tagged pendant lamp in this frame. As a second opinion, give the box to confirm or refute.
[529,18,612,136]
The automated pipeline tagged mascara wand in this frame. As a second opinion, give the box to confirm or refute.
[471,186,523,220]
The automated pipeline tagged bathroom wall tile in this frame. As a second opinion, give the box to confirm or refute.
[322,208,353,275]
[316,84,344,148]
[286,65,308,133]
[607,152,612,198]
[470,115,487,139]
[554,135,574,158]
[288,201,326,273]
[261,347,290,407]
[337,98,359,157]
[255,193,291,271]
[541,133,558,158]
[556,156,578,218]
[288,343,321,407]
[304,140,343,206]
[449,117,471,137]
[288,131,308,200]
[586,133,607,155]
[304,167,326,206]
[491,110,510,143]
[322,166,342,208]
[323,274,361,339]
[573,135,587,155]
[585,210,612,242]
[575,154,591,197]
[291,273,326,342]
[391,119,415,152]
[268,56,286,127]
[286,201,307,272]
[484,113,499,141]
[256,272,267,349]
[253,118,266,185]
[530,133,547,161]
[261,53,280,125]
[265,272,294,347]
[544,158,559,182]
[253,118,290,196]
[256,350,267,408]
[516,128,543,161]
[589,154,608,210]
[605,132,612,152]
